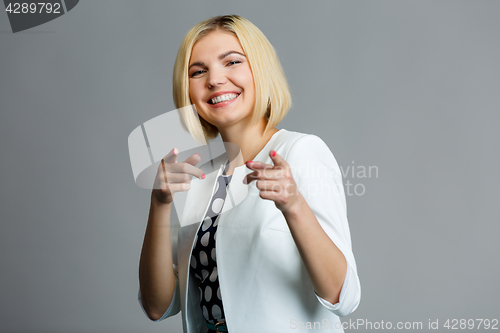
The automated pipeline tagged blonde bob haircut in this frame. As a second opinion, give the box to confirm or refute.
[173,15,292,143]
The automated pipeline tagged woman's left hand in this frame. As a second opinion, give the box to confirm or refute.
[243,150,303,215]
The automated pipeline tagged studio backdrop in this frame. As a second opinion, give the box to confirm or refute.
[1,1,499,332]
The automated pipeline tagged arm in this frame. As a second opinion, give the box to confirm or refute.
[138,149,203,320]
[138,197,177,321]
[282,194,347,305]
[245,135,361,316]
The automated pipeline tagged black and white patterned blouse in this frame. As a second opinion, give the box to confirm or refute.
[190,162,231,329]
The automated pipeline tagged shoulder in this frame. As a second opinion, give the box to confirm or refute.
[276,129,341,177]
[275,129,333,158]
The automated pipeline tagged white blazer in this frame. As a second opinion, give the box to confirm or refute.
[139,129,361,332]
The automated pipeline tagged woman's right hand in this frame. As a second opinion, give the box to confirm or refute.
[151,148,205,205]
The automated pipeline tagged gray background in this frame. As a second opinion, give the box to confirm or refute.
[1,1,499,332]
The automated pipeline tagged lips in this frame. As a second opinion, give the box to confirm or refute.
[206,91,241,105]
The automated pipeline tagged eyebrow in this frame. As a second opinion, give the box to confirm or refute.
[189,51,246,70]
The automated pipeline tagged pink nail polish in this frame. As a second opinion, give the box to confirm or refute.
[271,150,276,157]
[201,173,206,179]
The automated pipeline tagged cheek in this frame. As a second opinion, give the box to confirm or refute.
[188,87,196,102]
[232,65,254,88]
[237,72,255,95]
[244,70,256,95]
[189,81,203,102]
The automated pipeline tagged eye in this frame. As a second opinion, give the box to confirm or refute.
[227,60,241,66]
[190,69,205,78]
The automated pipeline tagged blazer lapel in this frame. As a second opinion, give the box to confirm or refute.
[176,161,224,322]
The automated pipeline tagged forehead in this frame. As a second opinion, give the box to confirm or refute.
[190,30,244,63]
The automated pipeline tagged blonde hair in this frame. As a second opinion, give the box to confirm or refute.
[173,15,292,143]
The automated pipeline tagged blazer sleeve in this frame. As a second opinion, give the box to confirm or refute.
[285,134,361,317]
[137,208,182,321]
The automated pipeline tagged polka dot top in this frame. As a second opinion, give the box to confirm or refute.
[190,162,231,327]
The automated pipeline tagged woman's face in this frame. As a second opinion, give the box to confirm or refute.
[188,30,256,131]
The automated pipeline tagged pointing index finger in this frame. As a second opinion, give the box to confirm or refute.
[183,153,201,166]
[245,160,274,170]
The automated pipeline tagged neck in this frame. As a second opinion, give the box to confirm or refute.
[217,118,279,175]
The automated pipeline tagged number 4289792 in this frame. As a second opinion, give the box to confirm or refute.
[444,319,498,330]
[5,2,62,14]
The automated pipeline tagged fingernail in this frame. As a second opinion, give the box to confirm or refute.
[242,178,247,184]
[172,148,178,155]
[201,173,206,179]
[245,161,253,164]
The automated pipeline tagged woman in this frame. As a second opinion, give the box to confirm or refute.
[138,15,360,333]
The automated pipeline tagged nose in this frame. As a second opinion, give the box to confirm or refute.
[207,68,227,88]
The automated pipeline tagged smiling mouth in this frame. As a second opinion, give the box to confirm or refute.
[208,93,240,105]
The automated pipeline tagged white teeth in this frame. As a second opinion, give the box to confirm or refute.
[211,93,238,104]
